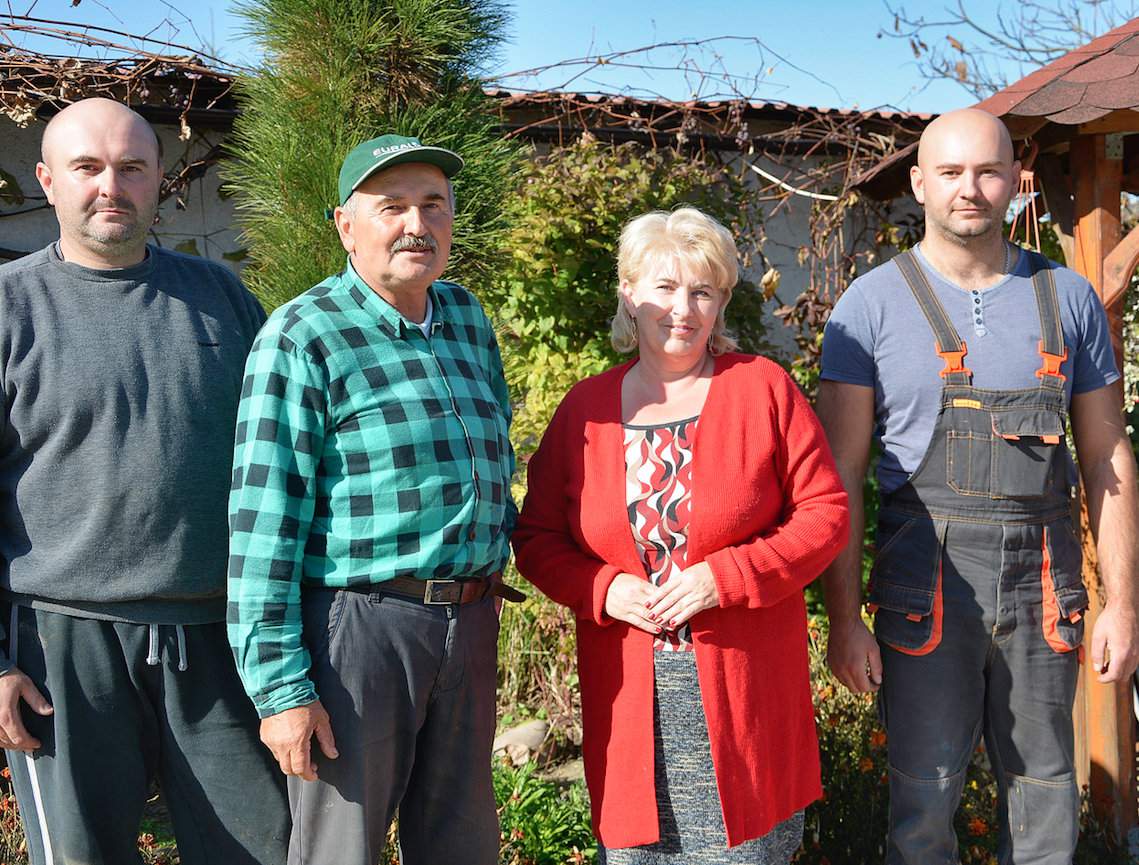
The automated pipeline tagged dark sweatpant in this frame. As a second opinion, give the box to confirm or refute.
[289,589,500,865]
[4,605,290,865]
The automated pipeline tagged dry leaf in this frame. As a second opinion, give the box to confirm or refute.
[759,267,781,299]
[955,60,968,83]
[947,35,964,52]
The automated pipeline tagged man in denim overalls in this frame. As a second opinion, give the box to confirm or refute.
[818,108,1139,864]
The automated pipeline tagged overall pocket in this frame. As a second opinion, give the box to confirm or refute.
[1041,523,1087,654]
[989,409,1064,500]
[868,515,948,655]
[946,408,1064,500]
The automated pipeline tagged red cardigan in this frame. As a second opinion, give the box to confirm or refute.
[512,353,849,849]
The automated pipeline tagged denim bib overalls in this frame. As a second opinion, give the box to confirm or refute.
[869,249,1087,865]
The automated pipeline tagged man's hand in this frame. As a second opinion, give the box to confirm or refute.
[604,573,661,635]
[260,700,338,781]
[1089,601,1139,683]
[827,618,883,693]
[645,562,719,629]
[0,667,53,752]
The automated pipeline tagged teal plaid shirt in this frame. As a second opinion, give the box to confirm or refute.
[227,260,516,717]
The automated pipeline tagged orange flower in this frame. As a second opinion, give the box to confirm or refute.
[859,756,875,772]
[968,816,990,837]
[869,728,887,748]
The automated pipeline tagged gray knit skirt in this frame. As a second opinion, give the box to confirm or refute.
[598,650,804,865]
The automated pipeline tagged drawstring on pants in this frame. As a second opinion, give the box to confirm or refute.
[146,624,160,666]
[175,625,188,672]
[145,624,190,672]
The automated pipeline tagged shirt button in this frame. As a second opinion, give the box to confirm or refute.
[468,529,477,541]
[974,297,982,305]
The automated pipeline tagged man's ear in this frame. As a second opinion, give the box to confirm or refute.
[333,206,354,254]
[35,162,55,206]
[909,164,925,205]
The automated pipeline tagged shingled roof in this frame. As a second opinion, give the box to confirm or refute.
[975,17,1139,126]
[853,16,1139,199]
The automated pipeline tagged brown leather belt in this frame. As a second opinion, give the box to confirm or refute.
[335,574,526,606]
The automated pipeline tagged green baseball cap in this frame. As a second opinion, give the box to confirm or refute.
[337,134,464,205]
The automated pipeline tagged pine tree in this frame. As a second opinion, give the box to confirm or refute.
[222,0,517,310]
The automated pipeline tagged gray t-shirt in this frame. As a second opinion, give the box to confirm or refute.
[820,247,1119,493]
[0,243,265,623]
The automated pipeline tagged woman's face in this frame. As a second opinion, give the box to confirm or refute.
[621,255,723,367]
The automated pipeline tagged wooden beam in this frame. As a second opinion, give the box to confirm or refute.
[1104,222,1139,313]
[1070,133,1134,840]
[1077,111,1139,136]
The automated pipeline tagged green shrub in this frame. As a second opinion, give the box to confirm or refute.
[495,760,596,865]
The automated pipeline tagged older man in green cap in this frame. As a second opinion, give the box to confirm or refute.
[228,134,521,865]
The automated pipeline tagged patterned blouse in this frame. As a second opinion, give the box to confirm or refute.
[624,416,698,652]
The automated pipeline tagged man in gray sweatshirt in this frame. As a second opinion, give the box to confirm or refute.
[0,98,288,863]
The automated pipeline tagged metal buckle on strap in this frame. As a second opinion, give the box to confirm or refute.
[422,580,464,604]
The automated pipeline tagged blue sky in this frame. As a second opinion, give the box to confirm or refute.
[1,0,1101,113]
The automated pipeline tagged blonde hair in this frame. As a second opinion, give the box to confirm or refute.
[610,207,740,355]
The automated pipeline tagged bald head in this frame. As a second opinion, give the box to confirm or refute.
[916,108,1015,170]
[41,98,160,166]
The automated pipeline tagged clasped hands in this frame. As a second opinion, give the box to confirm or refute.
[604,563,719,635]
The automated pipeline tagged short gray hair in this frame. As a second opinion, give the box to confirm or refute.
[611,207,740,355]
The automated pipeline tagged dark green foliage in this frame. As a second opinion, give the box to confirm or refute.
[221,0,519,310]
[494,760,596,864]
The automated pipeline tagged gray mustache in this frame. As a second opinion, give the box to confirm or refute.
[391,235,437,253]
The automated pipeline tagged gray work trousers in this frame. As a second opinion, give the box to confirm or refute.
[4,605,290,865]
[876,518,1082,865]
[289,588,500,865]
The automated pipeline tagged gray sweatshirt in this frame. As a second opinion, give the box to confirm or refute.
[0,243,265,623]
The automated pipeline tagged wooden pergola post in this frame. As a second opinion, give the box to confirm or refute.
[1070,132,1136,838]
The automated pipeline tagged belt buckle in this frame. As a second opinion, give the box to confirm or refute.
[423,579,462,605]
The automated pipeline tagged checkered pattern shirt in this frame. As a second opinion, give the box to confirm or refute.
[227,261,516,717]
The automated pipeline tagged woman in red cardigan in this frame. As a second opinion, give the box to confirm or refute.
[512,207,849,864]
